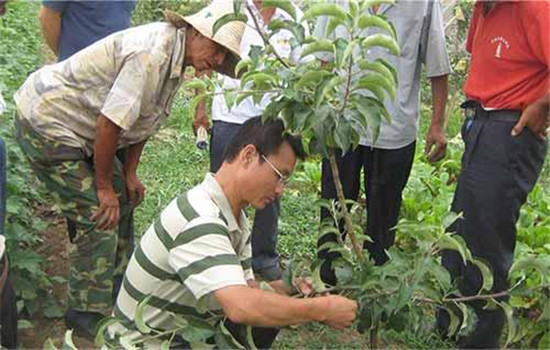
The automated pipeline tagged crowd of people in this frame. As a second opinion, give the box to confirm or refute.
[2,0,549,348]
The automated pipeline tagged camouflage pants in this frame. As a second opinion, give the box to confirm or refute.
[15,115,133,315]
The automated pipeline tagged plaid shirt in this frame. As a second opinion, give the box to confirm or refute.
[14,22,187,156]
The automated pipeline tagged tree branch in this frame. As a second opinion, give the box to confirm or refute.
[245,3,290,69]
[328,150,365,263]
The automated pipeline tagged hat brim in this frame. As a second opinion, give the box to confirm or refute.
[164,10,243,79]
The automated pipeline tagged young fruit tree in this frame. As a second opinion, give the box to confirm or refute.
[79,1,549,348]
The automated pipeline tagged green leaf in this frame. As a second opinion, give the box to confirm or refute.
[184,79,207,91]
[18,319,33,329]
[119,335,139,350]
[442,306,460,337]
[94,316,122,347]
[322,76,345,99]
[318,225,341,241]
[326,16,345,38]
[230,0,243,13]
[161,340,171,350]
[262,0,296,20]
[303,3,346,22]
[212,12,247,36]
[442,211,463,231]
[509,255,550,284]
[311,264,327,291]
[362,34,401,56]
[234,59,251,77]
[349,0,359,19]
[356,73,396,100]
[135,295,153,334]
[429,263,452,291]
[268,19,305,42]
[357,59,397,85]
[358,14,396,38]
[295,71,332,90]
[352,97,382,142]
[472,258,494,293]
[178,316,216,343]
[437,234,469,265]
[190,341,216,349]
[44,338,58,350]
[318,241,340,253]
[300,39,334,59]
[498,301,517,346]
[538,332,550,350]
[242,72,278,88]
[334,261,354,285]
[62,330,79,350]
[341,39,358,68]
[333,120,352,153]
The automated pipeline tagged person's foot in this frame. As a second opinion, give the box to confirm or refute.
[65,309,104,340]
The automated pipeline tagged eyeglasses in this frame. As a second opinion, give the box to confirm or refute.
[261,154,290,186]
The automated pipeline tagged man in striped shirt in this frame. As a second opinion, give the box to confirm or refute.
[108,118,358,348]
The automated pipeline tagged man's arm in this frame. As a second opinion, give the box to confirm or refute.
[192,70,212,135]
[512,93,550,140]
[425,74,448,163]
[39,5,62,56]
[123,140,147,208]
[214,285,357,329]
[91,114,121,230]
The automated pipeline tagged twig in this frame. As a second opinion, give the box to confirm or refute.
[245,3,290,69]
[328,150,365,263]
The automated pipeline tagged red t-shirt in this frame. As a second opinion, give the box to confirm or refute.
[464,1,550,110]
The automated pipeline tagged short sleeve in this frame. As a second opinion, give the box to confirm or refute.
[168,218,247,301]
[240,239,254,281]
[42,0,68,13]
[421,0,452,78]
[525,7,550,67]
[465,3,482,54]
[100,52,154,131]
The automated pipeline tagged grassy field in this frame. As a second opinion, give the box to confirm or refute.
[2,1,549,348]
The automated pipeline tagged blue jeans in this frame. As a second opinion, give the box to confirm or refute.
[210,120,281,281]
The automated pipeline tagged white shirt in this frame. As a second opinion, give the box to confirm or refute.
[211,1,309,124]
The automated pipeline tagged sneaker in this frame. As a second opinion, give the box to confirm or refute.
[65,309,104,340]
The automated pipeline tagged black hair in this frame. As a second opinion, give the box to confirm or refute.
[223,117,306,163]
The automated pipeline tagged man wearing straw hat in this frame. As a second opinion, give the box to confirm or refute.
[13,0,244,339]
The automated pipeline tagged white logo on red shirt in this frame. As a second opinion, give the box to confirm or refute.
[491,37,510,58]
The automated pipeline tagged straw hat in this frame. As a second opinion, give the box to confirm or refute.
[164,0,246,78]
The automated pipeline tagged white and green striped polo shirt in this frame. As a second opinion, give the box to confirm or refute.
[108,173,253,346]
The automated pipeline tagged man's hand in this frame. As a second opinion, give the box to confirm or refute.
[512,97,550,140]
[193,102,210,136]
[425,122,447,163]
[293,277,315,296]
[321,295,358,330]
[125,172,145,208]
[91,187,120,230]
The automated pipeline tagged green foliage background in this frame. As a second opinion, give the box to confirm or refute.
[0,0,548,348]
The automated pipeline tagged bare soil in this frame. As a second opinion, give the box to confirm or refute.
[18,207,94,349]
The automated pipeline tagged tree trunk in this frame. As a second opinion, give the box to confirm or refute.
[328,149,365,263]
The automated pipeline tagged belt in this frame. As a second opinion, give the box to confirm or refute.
[460,100,520,122]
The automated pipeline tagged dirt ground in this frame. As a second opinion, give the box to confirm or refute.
[18,207,94,349]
